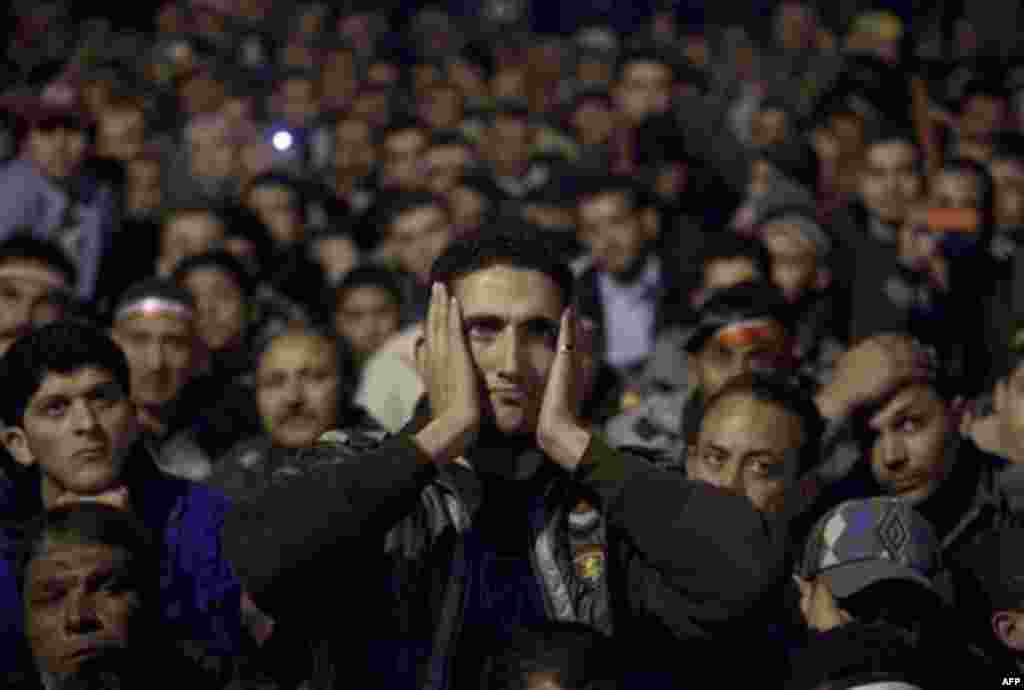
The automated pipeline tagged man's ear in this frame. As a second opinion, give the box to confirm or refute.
[992,610,1024,652]
[1,426,35,468]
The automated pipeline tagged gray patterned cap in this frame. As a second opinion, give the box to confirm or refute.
[800,497,941,598]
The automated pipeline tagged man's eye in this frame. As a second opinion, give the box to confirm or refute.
[700,450,725,467]
[467,324,499,340]
[751,460,783,478]
[45,401,68,417]
[897,418,922,433]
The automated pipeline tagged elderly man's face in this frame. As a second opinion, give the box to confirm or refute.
[24,541,142,682]
[256,333,340,449]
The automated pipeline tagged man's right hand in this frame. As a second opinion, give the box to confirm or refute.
[413,283,481,465]
[816,334,935,421]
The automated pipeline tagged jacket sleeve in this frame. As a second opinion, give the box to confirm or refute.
[576,434,786,639]
[221,434,437,619]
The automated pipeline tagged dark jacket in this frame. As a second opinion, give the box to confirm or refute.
[223,421,786,690]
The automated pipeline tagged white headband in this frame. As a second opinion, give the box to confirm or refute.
[115,297,194,322]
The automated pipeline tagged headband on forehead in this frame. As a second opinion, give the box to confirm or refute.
[713,318,785,348]
[115,297,195,322]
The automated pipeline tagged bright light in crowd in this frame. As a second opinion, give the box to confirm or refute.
[272,130,293,152]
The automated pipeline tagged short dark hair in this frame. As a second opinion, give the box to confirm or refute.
[863,123,922,156]
[16,504,159,600]
[574,173,653,214]
[332,264,404,313]
[694,231,772,285]
[695,371,825,475]
[172,249,254,296]
[381,191,450,234]
[429,219,575,308]
[483,623,619,690]
[0,322,132,428]
[428,130,473,151]
[957,78,1010,114]
[615,46,676,83]
[0,233,78,287]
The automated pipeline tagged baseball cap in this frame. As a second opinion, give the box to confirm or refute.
[800,497,941,599]
[683,282,792,354]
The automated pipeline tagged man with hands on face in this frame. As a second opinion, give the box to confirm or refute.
[222,222,788,690]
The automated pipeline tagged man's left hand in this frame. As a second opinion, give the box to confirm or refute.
[537,307,593,471]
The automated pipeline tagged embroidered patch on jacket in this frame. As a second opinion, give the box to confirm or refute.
[574,544,606,584]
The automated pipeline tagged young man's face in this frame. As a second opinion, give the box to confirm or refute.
[693,320,790,397]
[760,220,823,304]
[487,114,533,174]
[615,60,673,125]
[570,98,615,148]
[97,107,145,161]
[450,185,489,236]
[188,121,234,180]
[930,168,983,209]
[750,108,790,149]
[418,85,463,131]
[256,333,340,449]
[997,362,1024,459]
[112,313,195,411]
[27,124,87,180]
[449,265,564,437]
[279,77,318,128]
[125,159,162,217]
[4,367,137,498]
[159,212,225,276]
[389,204,452,286]
[577,191,653,278]
[424,143,474,197]
[334,285,401,363]
[688,393,804,516]
[333,118,375,178]
[24,541,142,682]
[990,157,1024,228]
[866,384,955,505]
[0,259,70,355]
[960,93,1008,147]
[859,140,923,225]
[246,184,303,247]
[381,128,428,191]
[181,266,246,353]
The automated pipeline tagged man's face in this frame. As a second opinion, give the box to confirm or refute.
[419,86,463,131]
[998,364,1024,458]
[867,384,954,505]
[425,143,474,197]
[126,159,162,217]
[4,367,137,497]
[930,169,982,209]
[960,94,1007,146]
[487,114,533,174]
[450,185,489,236]
[181,267,246,353]
[761,220,822,304]
[990,158,1024,228]
[352,89,391,128]
[256,333,340,448]
[694,320,790,397]
[615,60,673,125]
[188,122,234,179]
[24,542,141,681]
[859,141,923,224]
[577,191,652,277]
[702,257,761,294]
[27,125,87,180]
[279,78,318,128]
[389,204,452,285]
[751,108,790,149]
[112,314,195,410]
[334,118,375,178]
[97,108,145,161]
[453,265,564,437]
[366,61,400,89]
[247,184,303,247]
[688,393,804,516]
[381,128,428,191]
[159,212,225,276]
[571,99,615,147]
[334,285,401,362]
[0,260,70,355]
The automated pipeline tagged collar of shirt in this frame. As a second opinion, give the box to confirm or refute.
[597,255,662,303]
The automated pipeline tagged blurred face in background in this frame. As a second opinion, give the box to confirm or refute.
[246,183,304,247]
[188,118,235,180]
[97,106,145,162]
[321,49,358,109]
[180,266,246,353]
[0,259,70,355]
[158,211,225,277]
[333,118,375,180]
[112,312,196,412]
[960,93,1009,152]
[615,60,673,126]
[278,77,319,129]
[487,113,533,177]
[859,140,923,225]
[418,84,464,132]
[425,142,475,197]
[334,284,401,363]
[257,332,340,448]
[381,127,428,191]
[693,320,790,397]
[750,108,790,149]
[27,123,87,181]
[991,157,1024,228]
[126,158,162,218]
[388,203,452,285]
[577,191,655,278]
[450,184,490,236]
[571,97,615,148]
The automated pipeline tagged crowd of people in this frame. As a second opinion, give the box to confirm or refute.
[3,1,1024,688]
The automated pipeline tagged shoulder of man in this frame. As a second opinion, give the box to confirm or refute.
[284,427,394,473]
